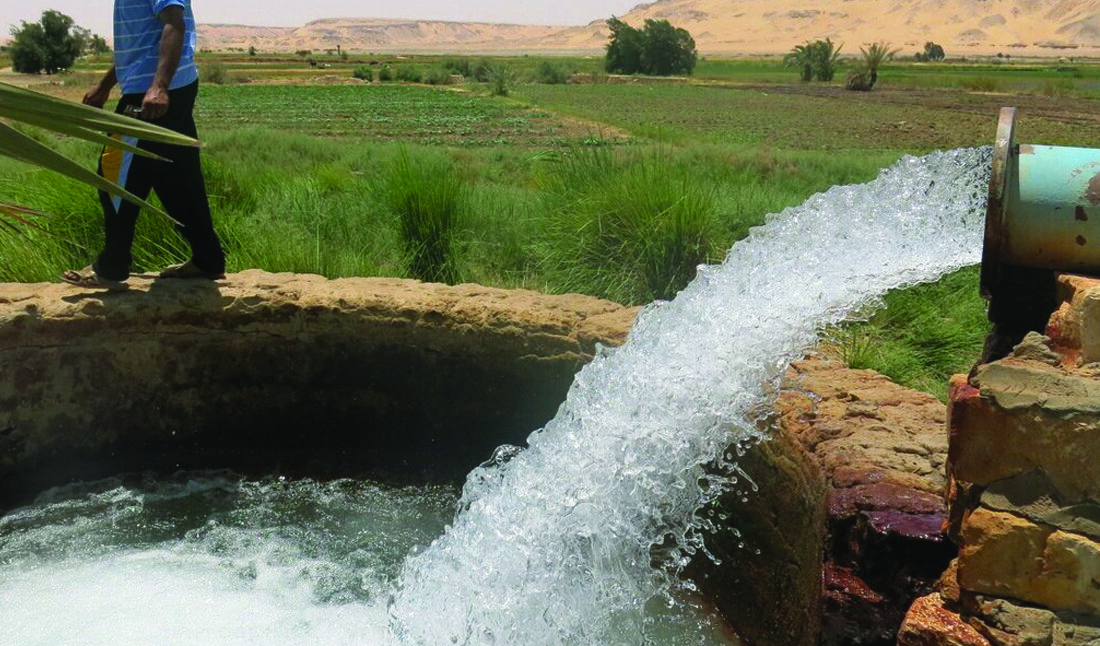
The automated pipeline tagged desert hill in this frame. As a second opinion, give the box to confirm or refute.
[196,0,1100,56]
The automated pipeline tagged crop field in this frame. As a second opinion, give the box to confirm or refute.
[517,82,1100,152]
[194,84,615,145]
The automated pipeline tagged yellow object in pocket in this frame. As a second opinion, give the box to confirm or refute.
[100,136,123,185]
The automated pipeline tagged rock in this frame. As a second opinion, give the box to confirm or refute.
[898,594,993,646]
[1048,275,1100,365]
[780,358,948,495]
[949,362,1100,502]
[778,357,955,646]
[0,271,639,508]
[687,427,826,646]
[959,508,1100,616]
[1010,332,1063,367]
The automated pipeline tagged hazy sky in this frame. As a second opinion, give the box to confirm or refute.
[3,1,641,39]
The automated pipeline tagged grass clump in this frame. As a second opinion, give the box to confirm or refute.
[395,66,423,83]
[375,148,466,284]
[199,60,236,85]
[827,266,990,401]
[959,76,1003,92]
[424,66,455,86]
[538,148,721,304]
[352,66,373,82]
[535,60,571,85]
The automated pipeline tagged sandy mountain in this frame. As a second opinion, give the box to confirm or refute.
[197,0,1100,56]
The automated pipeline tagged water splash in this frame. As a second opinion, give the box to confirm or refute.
[0,148,992,646]
[390,147,992,644]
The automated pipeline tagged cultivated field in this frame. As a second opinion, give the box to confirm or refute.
[4,51,1100,397]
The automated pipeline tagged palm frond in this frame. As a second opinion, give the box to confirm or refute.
[0,81,200,227]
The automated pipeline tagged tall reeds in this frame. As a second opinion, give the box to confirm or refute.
[375,148,466,284]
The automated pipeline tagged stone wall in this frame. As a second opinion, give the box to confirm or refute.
[0,271,637,508]
[899,274,1100,646]
[778,357,957,645]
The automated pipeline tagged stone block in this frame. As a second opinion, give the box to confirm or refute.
[1048,275,1100,365]
[960,507,1055,601]
[898,593,992,646]
[959,508,1100,616]
[948,362,1100,502]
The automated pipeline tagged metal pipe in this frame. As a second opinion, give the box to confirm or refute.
[982,107,1100,297]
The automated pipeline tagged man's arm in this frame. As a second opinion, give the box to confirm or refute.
[83,65,117,108]
[141,5,186,120]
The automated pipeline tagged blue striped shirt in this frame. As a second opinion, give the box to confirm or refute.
[113,0,198,95]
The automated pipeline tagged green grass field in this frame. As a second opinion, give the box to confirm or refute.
[7,52,1100,398]
[195,84,599,145]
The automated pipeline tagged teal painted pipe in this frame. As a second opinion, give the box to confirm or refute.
[982,108,1100,296]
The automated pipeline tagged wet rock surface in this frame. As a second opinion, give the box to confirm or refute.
[778,357,956,646]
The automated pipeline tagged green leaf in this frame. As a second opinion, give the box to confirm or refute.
[0,122,181,225]
[0,81,199,148]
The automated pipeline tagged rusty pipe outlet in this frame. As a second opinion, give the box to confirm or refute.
[982,107,1100,298]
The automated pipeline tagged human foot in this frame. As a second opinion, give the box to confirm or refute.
[158,260,225,280]
[60,266,129,291]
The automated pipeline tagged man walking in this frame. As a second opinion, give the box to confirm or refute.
[62,0,225,290]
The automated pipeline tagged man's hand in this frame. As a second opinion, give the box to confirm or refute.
[141,83,170,120]
[83,65,117,109]
[83,85,112,109]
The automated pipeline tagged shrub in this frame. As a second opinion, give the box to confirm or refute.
[395,66,422,83]
[424,66,454,86]
[375,149,466,284]
[378,65,394,82]
[442,57,472,77]
[915,42,946,62]
[535,60,571,84]
[10,10,83,74]
[959,76,1002,92]
[487,64,517,96]
[352,66,373,81]
[845,41,899,91]
[471,58,493,82]
[200,60,233,85]
[538,149,720,304]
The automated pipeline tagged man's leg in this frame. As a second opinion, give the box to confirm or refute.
[145,81,226,276]
[93,94,158,282]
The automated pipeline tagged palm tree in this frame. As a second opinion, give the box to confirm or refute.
[847,41,899,91]
[784,43,815,82]
[784,39,843,82]
[0,81,199,230]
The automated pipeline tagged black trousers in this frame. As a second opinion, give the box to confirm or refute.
[94,81,225,281]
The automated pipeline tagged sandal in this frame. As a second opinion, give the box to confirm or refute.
[60,266,129,292]
[158,260,225,280]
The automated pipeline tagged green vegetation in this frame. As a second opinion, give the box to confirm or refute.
[375,148,465,284]
[915,42,946,63]
[605,17,698,76]
[9,10,86,74]
[829,266,990,401]
[784,39,842,82]
[846,41,899,91]
[6,51,1100,398]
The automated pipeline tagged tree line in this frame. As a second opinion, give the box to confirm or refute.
[8,10,109,75]
[604,17,698,77]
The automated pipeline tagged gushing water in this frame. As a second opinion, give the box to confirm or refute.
[0,148,992,646]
